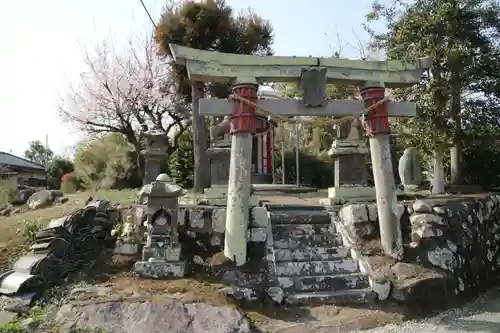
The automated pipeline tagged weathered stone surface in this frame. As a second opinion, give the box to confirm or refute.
[403,194,500,297]
[273,233,343,249]
[339,204,370,224]
[285,289,376,306]
[398,147,422,188]
[369,276,391,301]
[207,145,231,186]
[390,262,455,306]
[252,206,269,227]
[27,190,55,210]
[269,209,331,225]
[413,200,433,213]
[211,208,226,233]
[54,299,253,333]
[18,188,36,204]
[279,274,369,292]
[248,228,266,242]
[0,310,16,325]
[333,203,385,246]
[276,259,359,276]
[134,260,186,279]
[273,224,336,238]
[274,247,350,262]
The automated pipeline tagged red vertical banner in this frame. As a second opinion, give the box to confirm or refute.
[360,87,390,136]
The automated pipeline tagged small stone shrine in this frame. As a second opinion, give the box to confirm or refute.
[325,118,375,203]
[142,127,168,185]
[134,173,187,278]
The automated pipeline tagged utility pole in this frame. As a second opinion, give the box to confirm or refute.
[45,134,49,189]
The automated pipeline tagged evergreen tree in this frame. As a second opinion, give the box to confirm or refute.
[365,0,500,184]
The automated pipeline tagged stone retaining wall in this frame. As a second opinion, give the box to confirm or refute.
[336,193,500,303]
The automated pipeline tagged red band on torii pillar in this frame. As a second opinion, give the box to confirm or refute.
[231,83,260,134]
[360,86,390,136]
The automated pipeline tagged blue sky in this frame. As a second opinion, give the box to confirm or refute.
[0,0,386,157]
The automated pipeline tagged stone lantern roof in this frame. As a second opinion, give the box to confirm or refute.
[140,174,185,198]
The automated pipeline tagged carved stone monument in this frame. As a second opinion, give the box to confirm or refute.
[398,147,423,192]
[326,118,375,203]
[134,173,186,278]
[142,128,168,185]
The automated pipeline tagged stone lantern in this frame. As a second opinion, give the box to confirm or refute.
[133,173,186,278]
[142,127,168,185]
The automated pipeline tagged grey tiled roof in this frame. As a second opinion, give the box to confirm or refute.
[0,152,45,170]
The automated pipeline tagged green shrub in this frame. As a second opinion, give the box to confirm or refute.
[17,219,43,243]
[274,149,334,189]
[0,180,20,206]
[47,157,75,189]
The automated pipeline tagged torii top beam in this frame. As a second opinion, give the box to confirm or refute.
[169,44,432,88]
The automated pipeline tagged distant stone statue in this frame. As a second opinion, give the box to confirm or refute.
[398,147,422,192]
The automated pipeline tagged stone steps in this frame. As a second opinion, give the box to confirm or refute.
[274,247,351,262]
[275,259,360,276]
[273,233,344,249]
[285,289,377,306]
[269,210,332,225]
[278,274,369,292]
[267,204,376,305]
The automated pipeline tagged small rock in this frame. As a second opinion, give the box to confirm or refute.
[369,276,391,301]
[18,188,36,204]
[220,286,257,301]
[433,206,447,215]
[0,207,11,216]
[193,255,205,265]
[410,213,444,225]
[57,197,69,204]
[221,269,248,286]
[412,200,433,213]
[267,286,284,304]
[0,310,16,325]
[27,190,55,210]
[50,190,64,199]
[19,317,39,333]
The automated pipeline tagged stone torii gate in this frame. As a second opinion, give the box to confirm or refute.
[169,44,432,266]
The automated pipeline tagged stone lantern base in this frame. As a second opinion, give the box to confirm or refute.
[134,243,186,278]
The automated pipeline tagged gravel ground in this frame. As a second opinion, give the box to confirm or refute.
[358,287,500,333]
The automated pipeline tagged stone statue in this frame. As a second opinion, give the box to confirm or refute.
[398,147,423,192]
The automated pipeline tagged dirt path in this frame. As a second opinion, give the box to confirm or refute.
[360,287,500,333]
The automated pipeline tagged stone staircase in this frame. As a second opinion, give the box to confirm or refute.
[265,204,376,305]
